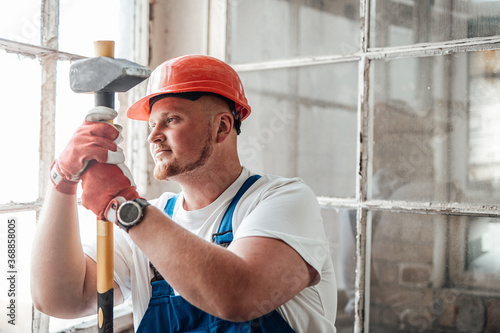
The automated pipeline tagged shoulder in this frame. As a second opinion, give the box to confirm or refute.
[247,174,319,206]
[235,173,322,229]
[233,174,330,277]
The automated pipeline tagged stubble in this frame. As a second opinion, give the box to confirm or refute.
[153,123,214,181]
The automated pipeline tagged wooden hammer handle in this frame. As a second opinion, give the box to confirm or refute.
[94,40,115,333]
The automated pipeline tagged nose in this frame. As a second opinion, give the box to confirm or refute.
[148,125,165,144]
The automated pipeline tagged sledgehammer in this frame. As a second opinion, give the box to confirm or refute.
[69,41,150,333]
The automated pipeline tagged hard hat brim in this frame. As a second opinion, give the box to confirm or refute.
[127,86,251,121]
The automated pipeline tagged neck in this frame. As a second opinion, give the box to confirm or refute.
[175,158,243,211]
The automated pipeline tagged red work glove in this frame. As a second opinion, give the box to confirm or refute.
[80,161,143,223]
[50,106,124,194]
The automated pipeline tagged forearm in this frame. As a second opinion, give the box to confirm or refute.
[31,186,92,318]
[130,206,249,317]
[129,205,312,321]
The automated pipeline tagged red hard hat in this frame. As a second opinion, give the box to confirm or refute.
[127,55,251,121]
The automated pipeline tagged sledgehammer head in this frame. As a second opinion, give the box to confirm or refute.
[70,57,151,93]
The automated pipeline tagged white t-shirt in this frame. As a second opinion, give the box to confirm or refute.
[84,167,337,332]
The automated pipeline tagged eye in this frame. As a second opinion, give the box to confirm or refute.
[149,116,177,131]
[165,117,177,125]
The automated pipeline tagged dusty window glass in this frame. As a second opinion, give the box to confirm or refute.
[0,212,36,333]
[0,52,41,204]
[449,216,500,291]
[468,50,500,189]
[370,0,500,48]
[55,60,95,157]
[238,62,358,198]
[369,211,498,332]
[0,0,40,45]
[369,51,500,205]
[330,208,356,332]
[464,217,500,274]
[59,0,134,57]
[228,0,360,64]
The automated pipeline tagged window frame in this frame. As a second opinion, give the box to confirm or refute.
[223,0,500,332]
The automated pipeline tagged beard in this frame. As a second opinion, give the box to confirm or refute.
[153,127,214,181]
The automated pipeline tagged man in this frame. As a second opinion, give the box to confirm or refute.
[31,55,337,332]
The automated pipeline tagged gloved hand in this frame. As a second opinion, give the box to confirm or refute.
[50,106,125,194]
[80,160,142,223]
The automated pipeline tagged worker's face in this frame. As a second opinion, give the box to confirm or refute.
[148,97,216,180]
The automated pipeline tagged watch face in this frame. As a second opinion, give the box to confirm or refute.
[118,202,141,225]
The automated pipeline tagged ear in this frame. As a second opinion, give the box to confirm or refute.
[216,113,234,143]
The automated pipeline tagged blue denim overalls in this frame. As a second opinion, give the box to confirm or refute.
[136,175,296,332]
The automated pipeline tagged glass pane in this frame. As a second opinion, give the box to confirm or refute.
[370,212,500,332]
[0,51,40,204]
[238,62,358,198]
[468,50,500,188]
[464,217,500,274]
[370,0,500,48]
[59,0,134,58]
[329,208,356,332]
[0,211,36,333]
[0,0,41,45]
[228,0,360,64]
[369,51,500,205]
[55,60,95,158]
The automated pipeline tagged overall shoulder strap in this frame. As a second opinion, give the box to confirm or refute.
[151,194,181,285]
[164,193,180,218]
[212,174,262,246]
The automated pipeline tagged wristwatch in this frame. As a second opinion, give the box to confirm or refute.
[116,198,150,232]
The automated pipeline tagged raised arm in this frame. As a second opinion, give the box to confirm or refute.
[129,205,318,322]
[30,186,122,318]
[30,107,125,318]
